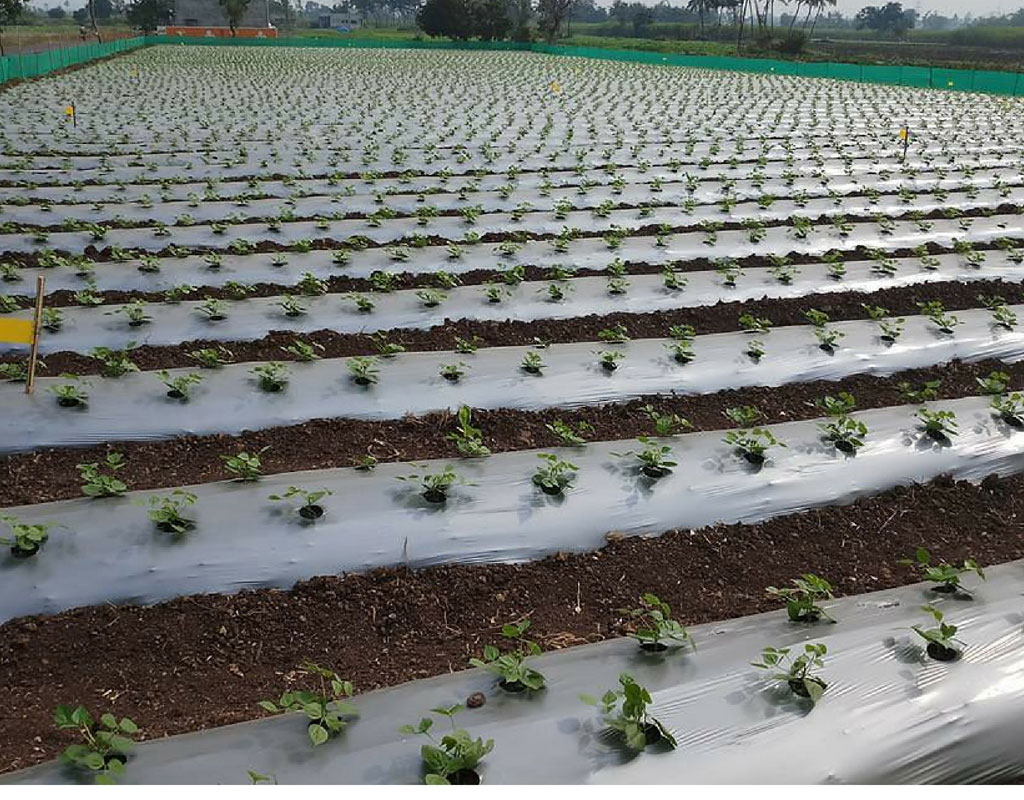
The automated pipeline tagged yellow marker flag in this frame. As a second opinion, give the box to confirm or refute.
[898,129,909,141]
[550,80,561,94]
[0,317,34,345]
[64,105,74,116]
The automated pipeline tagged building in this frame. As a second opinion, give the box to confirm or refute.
[172,0,271,29]
[316,11,362,29]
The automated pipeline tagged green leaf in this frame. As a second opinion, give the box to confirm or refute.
[83,752,106,771]
[425,774,450,785]
[308,723,329,747]
[257,700,278,713]
[100,713,117,730]
[118,718,138,734]
[805,679,825,704]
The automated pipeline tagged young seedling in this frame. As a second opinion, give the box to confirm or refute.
[251,362,289,393]
[546,419,594,446]
[917,300,961,335]
[532,453,578,496]
[724,405,763,428]
[198,297,228,321]
[400,705,494,785]
[739,313,772,335]
[269,486,334,521]
[766,574,835,623]
[623,593,695,652]
[916,408,958,440]
[90,345,138,378]
[899,547,984,596]
[439,362,468,382]
[978,294,1017,330]
[482,283,508,304]
[976,370,1011,396]
[398,465,464,504]
[580,673,676,751]
[50,378,89,408]
[912,605,962,662]
[899,380,941,403]
[613,436,678,479]
[146,490,198,534]
[258,661,357,746]
[77,453,127,498]
[113,299,151,327]
[416,288,447,308]
[745,338,766,360]
[221,449,268,482]
[596,350,625,372]
[447,406,490,457]
[157,370,203,401]
[344,292,375,313]
[597,323,630,344]
[992,392,1024,427]
[278,295,307,318]
[348,356,379,386]
[642,405,691,437]
[0,513,53,558]
[53,705,140,785]
[188,346,233,368]
[662,266,687,292]
[469,619,545,693]
[369,333,404,359]
[752,643,828,703]
[520,351,545,375]
[723,428,784,465]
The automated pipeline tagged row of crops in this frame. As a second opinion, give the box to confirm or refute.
[1,45,1023,784]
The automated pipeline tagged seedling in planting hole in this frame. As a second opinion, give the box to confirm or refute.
[899,547,984,596]
[662,266,687,291]
[598,323,630,344]
[814,324,845,352]
[53,705,140,784]
[521,351,545,374]
[447,406,490,457]
[581,673,676,751]
[146,490,197,534]
[439,362,468,382]
[546,419,594,446]
[400,705,494,785]
[50,378,88,408]
[817,400,868,451]
[469,619,545,692]
[613,437,677,479]
[623,593,694,652]
[398,465,464,504]
[343,292,375,313]
[607,276,630,296]
[500,265,526,287]
[203,252,223,270]
[917,300,961,334]
[0,513,53,558]
[77,453,127,498]
[752,643,828,703]
[348,356,379,386]
[899,380,941,403]
[597,350,624,372]
[221,449,267,482]
[352,453,378,471]
[532,453,578,496]
[90,345,138,378]
[992,392,1024,427]
[259,661,357,747]
[251,362,289,393]
[188,346,233,368]
[724,428,784,465]
[369,270,399,293]
[766,575,835,623]
[482,283,508,304]
[976,370,1011,396]
[157,370,203,400]
[278,295,307,317]
[269,486,333,521]
[369,333,404,358]
[416,288,447,308]
[768,263,798,285]
[716,260,743,287]
[199,297,228,321]
[916,408,958,440]
[978,295,1017,330]
[739,313,772,335]
[453,336,482,355]
[912,605,962,662]
[544,282,569,302]
[745,338,765,360]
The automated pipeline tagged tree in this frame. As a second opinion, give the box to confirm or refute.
[855,2,916,39]
[471,0,511,40]
[416,0,475,39]
[687,0,710,36]
[47,6,66,18]
[0,0,24,57]
[536,0,572,42]
[126,0,172,32]
[219,0,253,35]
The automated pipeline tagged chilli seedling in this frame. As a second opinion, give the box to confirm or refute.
[0,513,53,558]
[50,379,88,408]
[188,346,233,368]
[77,453,127,498]
[643,405,692,436]
[347,356,379,386]
[400,705,494,785]
[723,428,784,465]
[546,419,594,446]
[581,673,676,751]
[439,362,468,382]
[251,362,289,393]
[469,619,545,692]
[766,574,835,623]
[269,486,333,521]
[532,453,578,496]
[157,370,203,401]
[976,370,1011,396]
[912,606,962,662]
[90,345,138,378]
[520,351,545,374]
[53,705,139,785]
[282,339,324,362]
[916,408,958,440]
[597,350,625,372]
[819,415,868,453]
[917,300,961,335]
[613,436,677,479]
[221,448,268,482]
[146,490,198,534]
[598,323,630,344]
[992,392,1024,427]
[623,593,694,652]
[258,661,357,747]
[899,547,984,595]
[398,465,464,504]
[447,406,490,457]
[753,643,828,703]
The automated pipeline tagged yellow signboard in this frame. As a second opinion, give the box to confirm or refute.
[0,317,34,345]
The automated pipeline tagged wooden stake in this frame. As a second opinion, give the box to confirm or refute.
[25,275,45,395]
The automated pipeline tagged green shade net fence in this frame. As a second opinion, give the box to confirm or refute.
[3,34,1022,97]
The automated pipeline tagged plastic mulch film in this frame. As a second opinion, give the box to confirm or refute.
[5,558,1024,784]
[0,393,1021,622]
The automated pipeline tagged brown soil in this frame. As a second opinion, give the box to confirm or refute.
[1,470,1022,776]
[0,357,1016,507]
[15,276,1024,377]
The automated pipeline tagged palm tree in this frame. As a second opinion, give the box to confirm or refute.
[687,0,711,37]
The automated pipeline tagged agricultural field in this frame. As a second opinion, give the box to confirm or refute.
[1,45,1024,784]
